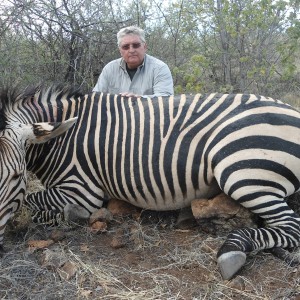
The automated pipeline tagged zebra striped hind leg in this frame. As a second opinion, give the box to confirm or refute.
[216,196,300,280]
[267,247,300,267]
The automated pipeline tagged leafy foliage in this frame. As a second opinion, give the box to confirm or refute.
[0,0,299,100]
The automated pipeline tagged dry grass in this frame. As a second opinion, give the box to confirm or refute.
[0,173,299,299]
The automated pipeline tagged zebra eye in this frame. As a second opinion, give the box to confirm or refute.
[12,171,23,180]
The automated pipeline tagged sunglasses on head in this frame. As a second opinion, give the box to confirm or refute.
[120,43,142,50]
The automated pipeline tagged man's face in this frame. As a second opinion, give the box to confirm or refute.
[119,34,147,69]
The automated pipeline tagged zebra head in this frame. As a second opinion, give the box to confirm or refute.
[0,87,77,252]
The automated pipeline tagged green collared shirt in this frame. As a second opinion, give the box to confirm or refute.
[93,54,174,98]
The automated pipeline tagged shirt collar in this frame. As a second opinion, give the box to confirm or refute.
[119,54,147,70]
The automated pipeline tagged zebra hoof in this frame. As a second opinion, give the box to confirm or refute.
[217,251,246,280]
[64,204,90,224]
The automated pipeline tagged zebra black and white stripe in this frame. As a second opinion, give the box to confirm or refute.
[8,85,300,279]
[0,87,77,251]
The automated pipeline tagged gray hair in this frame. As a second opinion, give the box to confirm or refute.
[117,26,146,47]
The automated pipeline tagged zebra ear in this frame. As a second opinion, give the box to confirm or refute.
[21,117,78,144]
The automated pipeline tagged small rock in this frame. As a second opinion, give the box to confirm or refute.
[110,228,127,249]
[192,193,239,219]
[38,249,67,269]
[80,290,93,297]
[227,276,246,291]
[80,244,90,252]
[107,199,140,217]
[191,193,255,234]
[124,252,141,265]
[89,221,107,233]
[27,239,54,250]
[58,261,77,280]
[49,230,66,242]
[110,237,126,249]
[89,208,113,224]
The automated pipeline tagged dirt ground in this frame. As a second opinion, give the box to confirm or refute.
[0,175,300,300]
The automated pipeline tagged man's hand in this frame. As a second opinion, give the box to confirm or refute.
[119,92,141,98]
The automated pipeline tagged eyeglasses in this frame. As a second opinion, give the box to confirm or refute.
[120,43,142,50]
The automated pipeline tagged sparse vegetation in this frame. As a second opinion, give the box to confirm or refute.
[0,174,299,299]
[0,0,299,102]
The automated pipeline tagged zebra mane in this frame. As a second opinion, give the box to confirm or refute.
[0,83,83,130]
[0,87,19,130]
[22,83,84,102]
[44,83,84,101]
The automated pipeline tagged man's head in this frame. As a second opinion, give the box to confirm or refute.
[117,26,147,69]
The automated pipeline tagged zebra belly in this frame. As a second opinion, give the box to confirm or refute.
[105,176,221,211]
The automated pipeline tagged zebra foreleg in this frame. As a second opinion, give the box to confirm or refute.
[30,204,90,226]
[29,203,90,225]
[25,188,99,225]
[31,209,64,226]
[217,219,300,280]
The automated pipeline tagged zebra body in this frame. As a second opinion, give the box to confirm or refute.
[26,91,223,212]
[8,85,300,279]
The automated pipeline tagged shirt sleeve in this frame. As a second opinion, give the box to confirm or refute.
[143,63,174,98]
[92,66,110,92]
